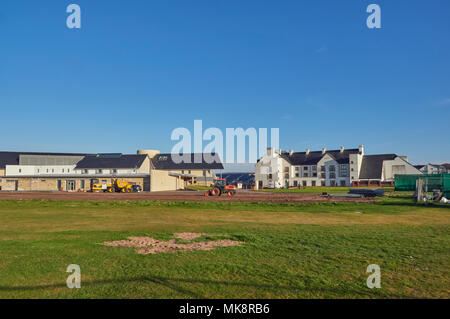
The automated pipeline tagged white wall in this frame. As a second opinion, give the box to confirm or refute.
[6,165,77,176]
[382,157,422,181]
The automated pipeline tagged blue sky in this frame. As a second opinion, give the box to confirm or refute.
[0,0,449,167]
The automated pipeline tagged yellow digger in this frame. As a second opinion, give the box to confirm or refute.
[92,179,140,193]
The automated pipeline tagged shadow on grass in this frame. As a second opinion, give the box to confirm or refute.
[0,275,375,298]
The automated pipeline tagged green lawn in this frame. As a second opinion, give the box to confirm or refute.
[0,197,449,299]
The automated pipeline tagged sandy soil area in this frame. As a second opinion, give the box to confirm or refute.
[104,232,243,255]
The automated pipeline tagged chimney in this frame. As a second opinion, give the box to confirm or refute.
[322,148,326,155]
[340,146,345,153]
[289,150,294,156]
[359,145,364,154]
[306,149,310,155]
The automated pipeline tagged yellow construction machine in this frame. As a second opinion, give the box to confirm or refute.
[92,179,141,193]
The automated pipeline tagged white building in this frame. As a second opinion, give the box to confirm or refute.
[255,146,422,189]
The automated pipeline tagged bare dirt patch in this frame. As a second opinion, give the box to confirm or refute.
[104,233,243,255]
[0,190,373,203]
[174,232,206,240]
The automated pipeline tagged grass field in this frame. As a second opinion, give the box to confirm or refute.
[0,196,449,299]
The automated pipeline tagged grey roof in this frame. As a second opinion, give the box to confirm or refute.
[75,154,147,169]
[0,151,92,169]
[280,148,360,166]
[152,153,224,170]
[359,154,397,180]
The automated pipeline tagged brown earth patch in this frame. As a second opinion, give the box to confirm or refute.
[174,232,206,240]
[104,233,243,255]
[0,190,373,203]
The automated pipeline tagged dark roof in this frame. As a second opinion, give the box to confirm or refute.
[151,153,224,170]
[359,154,397,180]
[0,151,92,169]
[221,173,255,184]
[414,165,425,170]
[280,148,360,166]
[75,154,147,169]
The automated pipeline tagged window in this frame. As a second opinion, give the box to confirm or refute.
[329,165,336,172]
[181,170,184,174]
[97,169,103,174]
[47,169,49,173]
[188,170,191,174]
[321,173,326,179]
[303,173,308,177]
[330,180,336,186]
[312,172,317,177]
[57,180,62,190]
[340,180,346,186]
[62,169,64,173]
[295,167,300,171]
[351,168,354,172]
[268,174,272,179]
[321,181,326,186]
[284,167,289,173]
[19,169,22,173]
[285,173,289,178]
[295,173,299,178]
[312,181,316,186]
[320,166,326,172]
[330,172,336,179]
[80,180,85,189]
[112,169,117,174]
[339,164,349,177]
[303,166,308,170]
[293,181,298,187]
[37,169,40,173]
[312,166,317,172]
[82,169,88,174]
[351,161,354,164]
[203,170,206,176]
[303,181,307,187]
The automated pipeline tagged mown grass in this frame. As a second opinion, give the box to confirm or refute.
[0,197,448,299]
[186,185,211,191]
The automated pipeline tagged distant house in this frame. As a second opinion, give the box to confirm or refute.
[0,150,223,192]
[415,164,448,174]
[255,145,422,189]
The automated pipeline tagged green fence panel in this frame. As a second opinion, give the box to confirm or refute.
[395,174,450,193]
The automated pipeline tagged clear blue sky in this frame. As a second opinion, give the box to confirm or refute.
[0,0,449,166]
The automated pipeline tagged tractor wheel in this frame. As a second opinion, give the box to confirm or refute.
[108,188,114,193]
[121,188,126,193]
[227,191,234,197]
[212,188,220,196]
[204,191,210,197]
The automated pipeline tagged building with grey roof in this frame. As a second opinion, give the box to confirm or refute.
[255,145,422,189]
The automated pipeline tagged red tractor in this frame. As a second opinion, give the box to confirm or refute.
[204,179,237,197]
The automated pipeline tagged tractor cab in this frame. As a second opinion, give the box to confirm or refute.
[213,179,226,188]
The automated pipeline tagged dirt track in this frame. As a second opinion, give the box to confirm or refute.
[0,190,373,203]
